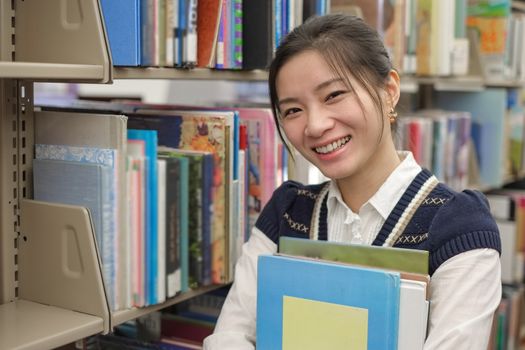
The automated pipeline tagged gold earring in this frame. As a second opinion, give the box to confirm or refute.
[388,108,398,123]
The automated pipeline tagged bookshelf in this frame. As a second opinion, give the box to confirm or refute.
[0,1,230,349]
[1,0,523,349]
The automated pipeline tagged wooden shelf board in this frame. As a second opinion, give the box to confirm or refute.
[113,67,268,81]
[0,299,104,350]
[0,62,104,81]
[112,284,226,326]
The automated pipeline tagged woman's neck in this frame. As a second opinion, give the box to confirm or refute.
[336,145,401,213]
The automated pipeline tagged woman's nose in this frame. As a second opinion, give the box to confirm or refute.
[304,107,334,138]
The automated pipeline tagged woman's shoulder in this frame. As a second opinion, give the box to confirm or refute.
[255,180,330,242]
[430,183,493,223]
[426,183,501,270]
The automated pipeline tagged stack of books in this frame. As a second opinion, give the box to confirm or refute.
[256,237,430,350]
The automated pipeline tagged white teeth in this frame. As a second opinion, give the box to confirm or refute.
[315,136,351,154]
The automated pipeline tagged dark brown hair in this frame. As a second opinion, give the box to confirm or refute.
[268,14,395,147]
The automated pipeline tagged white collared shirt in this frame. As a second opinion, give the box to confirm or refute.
[204,152,501,350]
[326,151,421,244]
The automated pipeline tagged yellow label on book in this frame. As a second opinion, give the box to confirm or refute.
[282,296,368,350]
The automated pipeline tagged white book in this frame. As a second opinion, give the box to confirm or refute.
[399,279,429,350]
[498,220,519,284]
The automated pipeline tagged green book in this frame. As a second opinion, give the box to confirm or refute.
[278,237,429,275]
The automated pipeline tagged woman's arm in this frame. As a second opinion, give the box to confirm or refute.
[424,248,501,349]
[203,228,277,350]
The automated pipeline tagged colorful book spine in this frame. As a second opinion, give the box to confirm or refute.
[128,129,159,306]
[232,0,242,69]
[184,0,198,67]
[157,158,167,303]
[127,139,146,307]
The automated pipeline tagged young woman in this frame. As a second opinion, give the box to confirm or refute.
[204,14,501,349]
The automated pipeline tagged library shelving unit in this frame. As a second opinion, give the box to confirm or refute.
[0,1,258,349]
[1,1,524,349]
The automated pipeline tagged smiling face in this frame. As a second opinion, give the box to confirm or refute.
[276,50,399,183]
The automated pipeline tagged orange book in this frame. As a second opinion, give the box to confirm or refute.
[197,0,222,67]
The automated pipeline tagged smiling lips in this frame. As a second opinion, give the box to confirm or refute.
[313,135,352,154]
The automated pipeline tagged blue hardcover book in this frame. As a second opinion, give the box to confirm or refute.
[33,158,115,308]
[178,0,188,66]
[257,254,401,350]
[128,129,159,305]
[100,0,141,66]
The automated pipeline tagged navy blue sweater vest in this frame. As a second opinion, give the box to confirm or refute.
[255,169,501,275]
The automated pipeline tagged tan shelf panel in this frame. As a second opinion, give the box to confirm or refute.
[113,67,268,81]
[12,0,112,83]
[112,284,225,326]
[0,300,104,350]
[0,62,104,81]
[18,200,111,331]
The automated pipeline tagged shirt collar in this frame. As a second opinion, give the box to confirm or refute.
[327,151,422,220]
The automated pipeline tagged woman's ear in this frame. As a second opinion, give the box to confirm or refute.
[385,69,401,108]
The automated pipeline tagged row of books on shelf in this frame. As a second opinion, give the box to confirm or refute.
[395,88,525,190]
[396,110,471,191]
[32,100,286,311]
[100,0,525,83]
[100,0,329,69]
[332,0,523,80]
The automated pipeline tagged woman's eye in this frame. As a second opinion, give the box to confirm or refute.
[282,107,301,118]
[326,90,346,102]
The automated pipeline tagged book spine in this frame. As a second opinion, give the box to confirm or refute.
[202,154,213,285]
[184,0,198,67]
[232,0,243,69]
[165,158,182,298]
[179,157,190,292]
[189,157,204,287]
[177,0,187,66]
[157,159,167,304]
[165,0,174,66]
[173,0,180,66]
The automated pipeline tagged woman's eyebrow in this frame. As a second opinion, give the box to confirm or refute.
[278,78,344,107]
[313,78,344,92]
